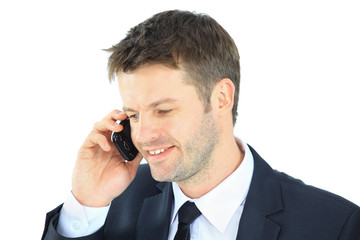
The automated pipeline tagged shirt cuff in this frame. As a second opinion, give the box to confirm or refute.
[57,192,110,238]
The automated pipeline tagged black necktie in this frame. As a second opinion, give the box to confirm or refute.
[174,201,202,240]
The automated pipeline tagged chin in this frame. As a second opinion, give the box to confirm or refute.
[148,166,173,182]
[151,174,173,182]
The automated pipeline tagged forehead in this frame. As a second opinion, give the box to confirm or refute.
[117,64,198,109]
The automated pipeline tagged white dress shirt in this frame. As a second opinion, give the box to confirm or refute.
[57,193,110,237]
[167,138,254,240]
[57,138,254,239]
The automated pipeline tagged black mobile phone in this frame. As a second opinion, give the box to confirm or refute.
[111,118,138,161]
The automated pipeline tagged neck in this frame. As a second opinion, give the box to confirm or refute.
[176,136,243,199]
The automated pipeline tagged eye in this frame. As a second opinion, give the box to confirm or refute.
[159,109,173,114]
[129,113,139,120]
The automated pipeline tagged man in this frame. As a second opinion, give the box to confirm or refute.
[42,10,360,240]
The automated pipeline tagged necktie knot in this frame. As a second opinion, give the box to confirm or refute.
[178,201,202,224]
[174,201,202,240]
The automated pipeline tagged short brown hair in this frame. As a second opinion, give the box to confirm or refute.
[106,10,240,124]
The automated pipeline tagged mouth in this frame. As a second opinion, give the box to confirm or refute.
[145,146,175,161]
[148,148,167,155]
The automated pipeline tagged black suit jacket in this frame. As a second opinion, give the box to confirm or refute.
[42,146,360,239]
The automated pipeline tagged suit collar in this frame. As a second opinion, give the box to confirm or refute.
[136,181,173,240]
[236,145,283,240]
[135,145,284,240]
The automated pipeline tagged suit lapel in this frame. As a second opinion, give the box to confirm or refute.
[236,145,283,240]
[135,145,283,240]
[136,182,173,240]
[236,206,281,240]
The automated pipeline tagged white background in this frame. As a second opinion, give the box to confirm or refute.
[1,0,359,239]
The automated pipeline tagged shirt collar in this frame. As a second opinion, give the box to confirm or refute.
[171,138,254,233]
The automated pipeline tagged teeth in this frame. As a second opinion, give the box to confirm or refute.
[149,148,166,155]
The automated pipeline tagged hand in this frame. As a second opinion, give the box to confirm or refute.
[72,110,143,207]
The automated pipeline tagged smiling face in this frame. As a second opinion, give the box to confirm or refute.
[118,64,220,183]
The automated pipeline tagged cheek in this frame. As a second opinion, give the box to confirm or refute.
[167,114,201,145]
[166,121,186,142]
[130,128,139,148]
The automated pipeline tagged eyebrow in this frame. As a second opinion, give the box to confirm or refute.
[123,98,178,113]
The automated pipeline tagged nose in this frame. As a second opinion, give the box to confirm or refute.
[133,115,161,144]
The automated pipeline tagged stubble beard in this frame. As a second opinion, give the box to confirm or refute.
[157,111,219,184]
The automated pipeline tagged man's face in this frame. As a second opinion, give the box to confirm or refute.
[118,64,219,183]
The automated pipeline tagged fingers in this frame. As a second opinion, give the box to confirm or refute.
[83,131,111,151]
[94,110,128,133]
[82,109,129,151]
[103,109,128,122]
[93,119,124,133]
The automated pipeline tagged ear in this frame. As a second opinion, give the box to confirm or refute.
[211,78,235,117]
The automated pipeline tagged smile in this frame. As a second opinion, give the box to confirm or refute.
[145,146,175,161]
[149,148,167,155]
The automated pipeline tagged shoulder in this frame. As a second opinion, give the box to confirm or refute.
[272,170,360,238]
[248,145,360,238]
[274,170,359,212]
[116,163,160,201]
[249,144,359,212]
[133,163,154,183]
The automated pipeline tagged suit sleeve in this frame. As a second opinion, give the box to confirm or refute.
[339,207,360,240]
[41,205,104,240]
